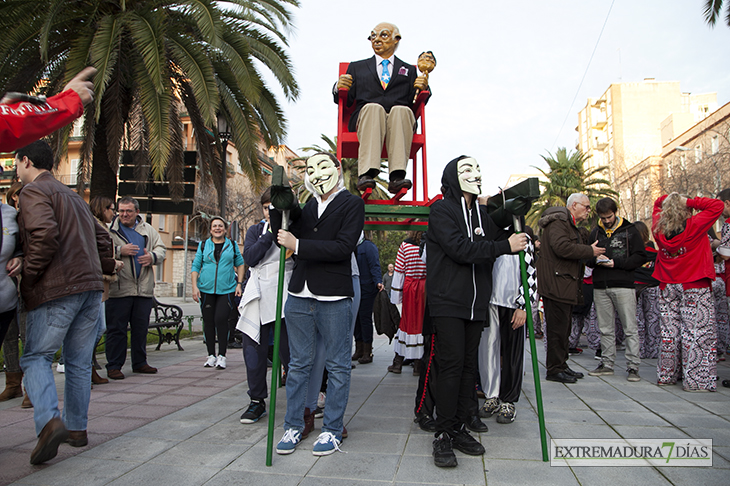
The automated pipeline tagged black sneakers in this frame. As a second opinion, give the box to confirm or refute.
[451,425,485,456]
[433,432,457,467]
[240,400,266,424]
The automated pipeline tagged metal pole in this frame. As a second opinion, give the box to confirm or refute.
[183,215,189,302]
[220,143,227,219]
[266,210,288,467]
[513,216,549,462]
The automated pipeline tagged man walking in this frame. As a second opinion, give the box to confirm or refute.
[537,193,605,383]
[16,140,113,464]
[106,197,166,379]
[588,198,646,381]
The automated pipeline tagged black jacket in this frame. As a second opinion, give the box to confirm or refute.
[589,218,647,289]
[426,156,512,322]
[337,56,428,132]
[271,189,364,297]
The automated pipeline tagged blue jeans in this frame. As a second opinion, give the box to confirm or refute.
[306,276,360,410]
[21,291,102,435]
[284,295,352,437]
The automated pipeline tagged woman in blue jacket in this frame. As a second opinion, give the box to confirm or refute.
[192,217,245,369]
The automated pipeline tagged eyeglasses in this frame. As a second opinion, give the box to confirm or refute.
[577,203,591,211]
[118,209,137,214]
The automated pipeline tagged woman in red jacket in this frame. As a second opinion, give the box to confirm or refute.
[652,193,724,391]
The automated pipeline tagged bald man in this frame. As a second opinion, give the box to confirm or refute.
[335,22,430,194]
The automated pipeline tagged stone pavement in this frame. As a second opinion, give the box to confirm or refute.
[1,302,729,485]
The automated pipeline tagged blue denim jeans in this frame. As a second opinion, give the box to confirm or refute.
[306,276,360,410]
[284,295,352,437]
[21,291,102,435]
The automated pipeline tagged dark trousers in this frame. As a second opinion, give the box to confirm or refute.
[495,305,525,403]
[0,308,15,348]
[432,316,482,433]
[243,320,290,401]
[543,296,573,375]
[201,292,234,357]
[414,332,437,417]
[105,296,153,370]
[354,284,377,343]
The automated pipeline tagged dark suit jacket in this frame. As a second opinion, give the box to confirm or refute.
[270,189,365,297]
[336,56,426,132]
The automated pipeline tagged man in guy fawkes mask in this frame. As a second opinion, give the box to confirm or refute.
[426,156,527,468]
[270,153,365,457]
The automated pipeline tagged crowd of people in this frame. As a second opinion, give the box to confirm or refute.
[2,22,730,472]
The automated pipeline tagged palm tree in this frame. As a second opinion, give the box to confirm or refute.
[0,0,299,199]
[291,134,389,202]
[527,147,617,228]
[704,0,730,28]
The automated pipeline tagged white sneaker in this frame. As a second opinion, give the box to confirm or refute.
[56,363,65,373]
[317,391,326,408]
[204,355,216,368]
[216,355,227,369]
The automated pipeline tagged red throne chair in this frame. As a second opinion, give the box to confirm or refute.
[336,62,435,207]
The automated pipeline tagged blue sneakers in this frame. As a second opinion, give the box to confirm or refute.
[276,428,302,455]
[312,432,342,456]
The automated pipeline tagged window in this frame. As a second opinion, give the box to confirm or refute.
[666,162,672,178]
[643,176,649,191]
[155,261,164,282]
[158,215,166,232]
[694,144,702,163]
[644,206,651,219]
[712,135,719,155]
[680,153,687,170]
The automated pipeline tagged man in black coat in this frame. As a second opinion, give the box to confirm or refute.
[335,22,429,193]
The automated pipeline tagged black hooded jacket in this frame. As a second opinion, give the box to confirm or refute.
[426,156,512,322]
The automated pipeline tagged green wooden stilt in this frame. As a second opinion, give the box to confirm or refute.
[514,217,549,462]
[266,212,288,466]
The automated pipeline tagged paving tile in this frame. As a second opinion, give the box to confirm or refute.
[597,410,672,427]
[114,404,179,420]
[396,453,486,485]
[79,436,179,462]
[570,460,672,485]
[146,394,204,407]
[656,412,730,429]
[308,452,400,482]
[149,440,244,468]
[86,416,150,435]
[125,419,212,440]
[346,414,416,435]
[225,442,317,475]
[92,392,157,405]
[204,470,301,486]
[104,463,219,486]
[484,458,577,486]
[0,410,33,427]
[10,455,139,486]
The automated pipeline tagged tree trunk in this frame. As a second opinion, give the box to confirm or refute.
[89,113,118,200]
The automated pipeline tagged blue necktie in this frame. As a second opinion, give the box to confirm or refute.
[381,60,390,89]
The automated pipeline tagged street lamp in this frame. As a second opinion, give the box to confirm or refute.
[181,211,210,302]
[217,114,232,220]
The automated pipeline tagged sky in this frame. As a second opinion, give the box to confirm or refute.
[269,0,730,197]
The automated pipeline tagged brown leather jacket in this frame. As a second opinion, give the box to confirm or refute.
[536,206,594,305]
[18,171,113,310]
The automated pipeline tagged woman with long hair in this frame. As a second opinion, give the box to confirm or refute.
[89,196,123,386]
[192,217,245,370]
[0,181,26,404]
[652,193,723,391]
